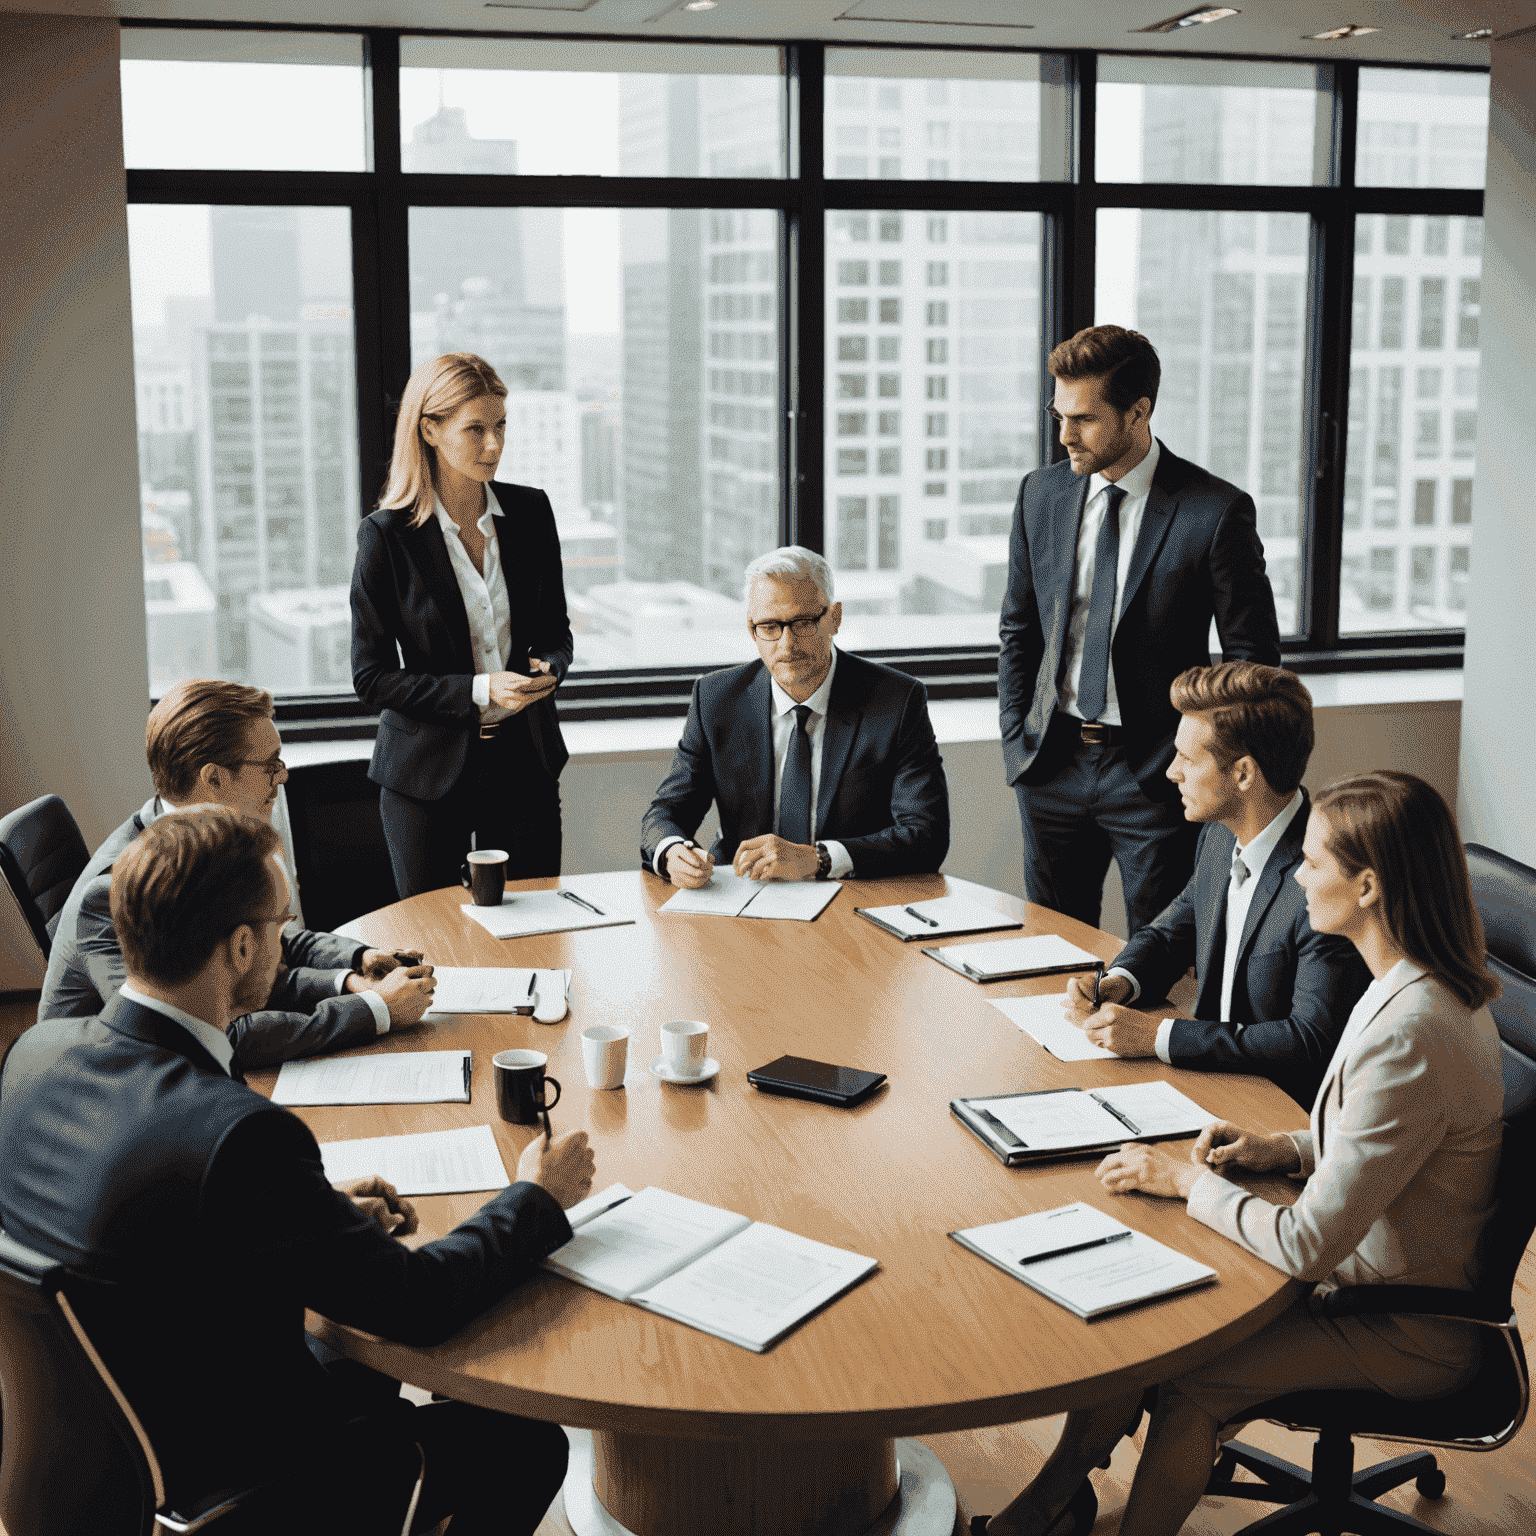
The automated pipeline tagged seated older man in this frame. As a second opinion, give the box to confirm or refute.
[641,546,950,886]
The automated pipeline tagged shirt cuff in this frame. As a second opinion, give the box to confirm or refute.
[1155,1017,1177,1064]
[654,835,687,877]
[1107,966,1140,1002]
[472,673,491,709]
[822,840,854,880]
[359,989,390,1035]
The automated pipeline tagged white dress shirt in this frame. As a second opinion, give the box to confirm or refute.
[1057,436,1161,726]
[1152,788,1305,1063]
[120,982,235,1076]
[653,645,854,881]
[435,489,513,724]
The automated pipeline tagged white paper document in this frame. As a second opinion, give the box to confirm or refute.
[954,1081,1214,1162]
[544,1185,877,1351]
[1096,1080,1214,1138]
[930,933,1101,980]
[318,1124,508,1196]
[424,967,572,1017]
[952,1202,1217,1319]
[272,1050,472,1106]
[659,873,841,922]
[990,995,1117,1061]
[460,889,634,939]
[987,1091,1133,1151]
[855,895,1022,941]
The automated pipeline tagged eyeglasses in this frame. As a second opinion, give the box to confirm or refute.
[227,756,286,784]
[749,608,829,642]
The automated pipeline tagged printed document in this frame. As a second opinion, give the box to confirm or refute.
[460,890,634,939]
[272,1049,472,1106]
[659,872,840,921]
[990,995,1117,1061]
[318,1123,508,1195]
[855,895,1021,941]
[930,934,1100,980]
[425,967,571,1016]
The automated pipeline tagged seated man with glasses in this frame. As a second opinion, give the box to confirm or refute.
[641,546,950,887]
[39,677,437,1066]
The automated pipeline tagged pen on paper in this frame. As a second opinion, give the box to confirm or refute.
[594,1194,632,1218]
[904,905,939,928]
[559,888,603,915]
[541,1105,553,1145]
[1019,1229,1132,1267]
[1093,962,1105,1008]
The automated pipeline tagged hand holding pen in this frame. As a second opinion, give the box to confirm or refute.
[516,1128,597,1209]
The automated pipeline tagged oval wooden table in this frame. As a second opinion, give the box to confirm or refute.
[254,871,1307,1536]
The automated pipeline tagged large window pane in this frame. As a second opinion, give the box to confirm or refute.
[410,205,780,670]
[1340,215,1481,634]
[825,50,1069,182]
[1096,209,1309,635]
[1096,58,1329,186]
[121,30,366,171]
[129,206,360,695]
[825,209,1040,642]
[400,39,784,177]
[1357,69,1489,189]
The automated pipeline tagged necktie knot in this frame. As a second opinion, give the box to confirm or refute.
[1231,854,1251,889]
[793,704,812,731]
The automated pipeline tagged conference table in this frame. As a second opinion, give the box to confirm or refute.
[255,870,1308,1536]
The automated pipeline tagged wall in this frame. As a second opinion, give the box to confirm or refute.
[0,15,148,989]
[1458,29,1536,866]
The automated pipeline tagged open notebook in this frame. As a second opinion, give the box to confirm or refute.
[659,872,841,922]
[546,1184,878,1352]
[460,889,634,940]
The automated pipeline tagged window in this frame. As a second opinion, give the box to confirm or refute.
[1357,69,1489,188]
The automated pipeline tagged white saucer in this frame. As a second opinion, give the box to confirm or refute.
[650,1055,720,1084]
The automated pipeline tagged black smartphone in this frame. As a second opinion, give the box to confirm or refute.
[746,1055,887,1107]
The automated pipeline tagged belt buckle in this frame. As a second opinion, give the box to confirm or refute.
[478,724,500,740]
[1080,721,1111,745]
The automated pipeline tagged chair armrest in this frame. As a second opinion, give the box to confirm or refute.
[1314,1285,1511,1325]
[157,1484,260,1533]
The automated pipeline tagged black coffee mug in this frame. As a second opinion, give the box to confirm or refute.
[461,849,509,907]
[493,1049,562,1126]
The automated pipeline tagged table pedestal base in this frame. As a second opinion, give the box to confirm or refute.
[562,1428,955,1536]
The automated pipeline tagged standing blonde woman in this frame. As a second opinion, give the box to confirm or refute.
[351,353,571,897]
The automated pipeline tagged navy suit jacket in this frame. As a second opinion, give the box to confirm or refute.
[1112,794,1372,1108]
[350,482,573,800]
[38,798,379,1068]
[0,995,572,1505]
[997,442,1281,794]
[639,649,950,880]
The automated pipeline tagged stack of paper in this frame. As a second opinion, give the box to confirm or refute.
[460,889,634,939]
[989,995,1117,1062]
[424,967,572,1018]
[925,933,1100,982]
[853,895,1022,941]
[659,872,841,921]
[272,1050,473,1106]
[318,1124,508,1195]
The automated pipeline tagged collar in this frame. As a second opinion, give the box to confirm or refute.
[768,643,839,718]
[434,485,500,541]
[1088,435,1161,507]
[119,983,234,1075]
[1234,787,1306,882]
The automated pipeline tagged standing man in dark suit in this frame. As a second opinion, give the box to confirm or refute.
[39,678,436,1068]
[0,807,595,1535]
[1065,662,1370,1107]
[998,326,1282,932]
[641,546,949,885]
[351,353,572,897]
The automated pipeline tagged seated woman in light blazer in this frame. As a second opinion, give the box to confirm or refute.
[978,769,1504,1536]
[351,353,573,898]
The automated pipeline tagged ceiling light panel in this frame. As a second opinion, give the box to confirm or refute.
[1303,23,1379,40]
[1133,6,1240,34]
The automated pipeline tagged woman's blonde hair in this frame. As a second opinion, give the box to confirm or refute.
[377,353,507,527]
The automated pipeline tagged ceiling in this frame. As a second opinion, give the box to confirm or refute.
[7,0,1534,65]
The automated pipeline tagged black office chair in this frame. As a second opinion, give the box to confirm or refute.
[0,793,90,961]
[0,1228,255,1535]
[1201,842,1536,1535]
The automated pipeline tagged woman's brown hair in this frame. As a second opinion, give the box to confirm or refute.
[1313,770,1501,1011]
[377,352,507,527]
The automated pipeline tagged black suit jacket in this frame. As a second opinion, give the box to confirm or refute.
[37,798,379,1069]
[1111,795,1372,1107]
[351,482,573,800]
[997,442,1281,794]
[0,995,572,1504]
[639,650,950,880]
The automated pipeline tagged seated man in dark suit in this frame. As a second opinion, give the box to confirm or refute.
[0,807,595,1536]
[1066,662,1370,1108]
[641,546,949,886]
[39,677,435,1067]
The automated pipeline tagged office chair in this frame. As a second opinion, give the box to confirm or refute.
[1200,843,1536,1534]
[0,793,90,961]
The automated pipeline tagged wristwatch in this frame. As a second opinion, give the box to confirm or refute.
[814,842,832,881]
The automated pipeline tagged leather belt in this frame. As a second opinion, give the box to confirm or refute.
[478,723,502,740]
[1057,712,1122,747]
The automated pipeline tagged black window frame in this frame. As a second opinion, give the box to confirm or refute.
[121,21,1485,737]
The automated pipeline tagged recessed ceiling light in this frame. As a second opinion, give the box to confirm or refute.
[683,0,717,9]
[1452,27,1495,40]
[1134,6,1240,32]
[1304,23,1379,40]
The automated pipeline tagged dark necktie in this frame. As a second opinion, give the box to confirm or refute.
[1075,483,1127,723]
[1231,853,1251,889]
[777,704,814,846]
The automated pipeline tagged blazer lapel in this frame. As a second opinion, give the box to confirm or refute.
[1233,797,1310,967]
[1312,966,1426,1154]
[100,995,231,1081]
[407,517,475,671]
[815,658,863,840]
[1044,474,1091,670]
[742,665,777,838]
[1116,444,1178,618]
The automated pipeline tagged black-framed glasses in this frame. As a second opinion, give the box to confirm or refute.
[749,608,829,642]
[227,756,287,783]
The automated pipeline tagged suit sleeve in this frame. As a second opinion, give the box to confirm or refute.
[639,681,717,873]
[525,490,574,684]
[350,516,479,726]
[201,1109,574,1347]
[997,475,1044,751]
[226,994,381,1069]
[1111,867,1201,1002]
[274,928,366,1008]
[836,681,950,879]
[1207,491,1281,666]
[70,877,128,1014]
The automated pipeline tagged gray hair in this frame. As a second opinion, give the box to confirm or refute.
[741,545,835,605]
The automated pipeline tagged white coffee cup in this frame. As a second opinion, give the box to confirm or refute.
[660,1019,709,1077]
[582,1024,630,1090]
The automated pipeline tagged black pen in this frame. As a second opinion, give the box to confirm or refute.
[1093,962,1105,1008]
[1019,1229,1132,1267]
[592,1194,632,1219]
[462,1052,472,1099]
[559,888,603,916]
[542,1105,553,1145]
[904,905,939,928]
